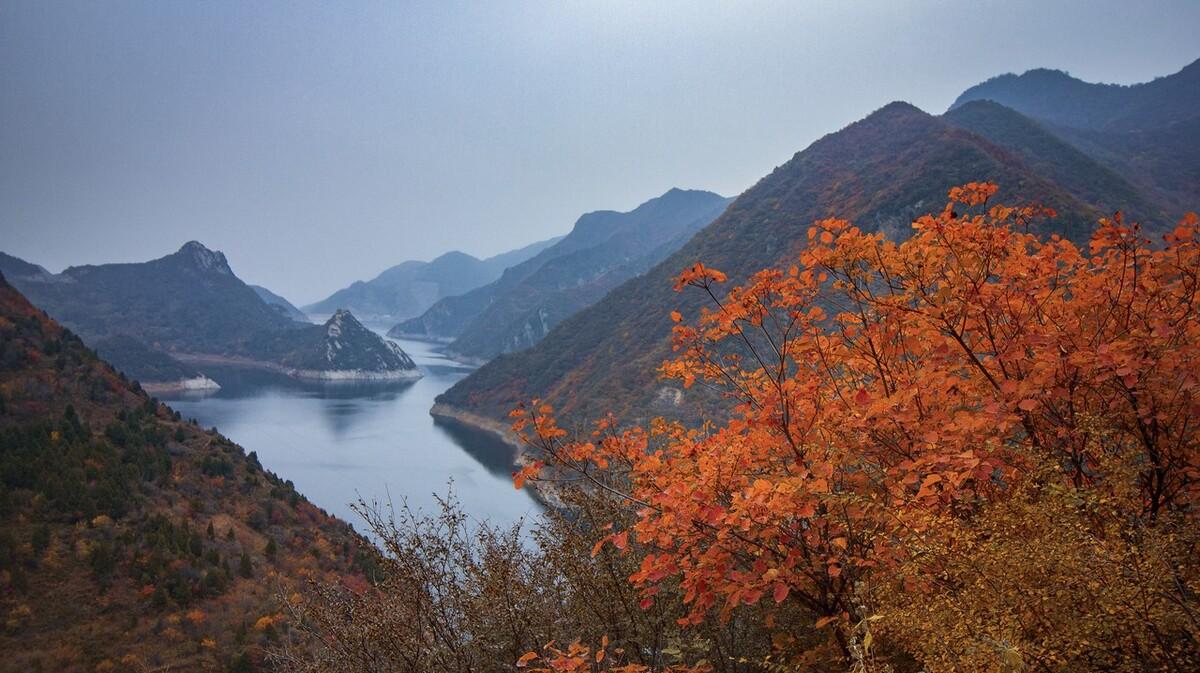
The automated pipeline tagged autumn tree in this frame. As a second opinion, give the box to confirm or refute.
[513,184,1200,672]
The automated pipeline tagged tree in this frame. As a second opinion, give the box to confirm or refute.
[513,185,1200,672]
[239,552,253,579]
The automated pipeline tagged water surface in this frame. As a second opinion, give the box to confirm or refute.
[160,338,540,534]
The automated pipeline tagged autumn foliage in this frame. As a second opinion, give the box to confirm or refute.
[513,184,1200,672]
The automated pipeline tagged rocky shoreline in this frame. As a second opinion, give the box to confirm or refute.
[174,352,424,382]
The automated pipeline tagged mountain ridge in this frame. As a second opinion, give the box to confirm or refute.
[434,98,1157,430]
[303,236,562,325]
[0,242,420,385]
[391,188,731,359]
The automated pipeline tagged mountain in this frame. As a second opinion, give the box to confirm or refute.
[303,237,561,325]
[942,100,1173,228]
[949,58,1200,132]
[250,284,309,323]
[242,309,420,380]
[950,59,1200,216]
[1,241,296,355]
[435,101,1157,430]
[0,271,370,672]
[0,251,52,280]
[391,189,731,360]
[0,242,420,384]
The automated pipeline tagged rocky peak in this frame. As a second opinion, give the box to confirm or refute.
[176,241,232,275]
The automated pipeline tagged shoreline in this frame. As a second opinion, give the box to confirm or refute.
[429,402,563,509]
[429,402,524,452]
[173,352,424,382]
[142,375,222,394]
[387,331,456,345]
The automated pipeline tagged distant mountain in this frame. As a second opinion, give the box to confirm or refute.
[0,251,52,280]
[392,188,731,360]
[250,284,309,323]
[244,309,419,380]
[0,271,368,671]
[949,58,1200,132]
[0,242,419,384]
[943,100,1173,228]
[304,237,561,325]
[950,58,1200,216]
[436,101,1148,430]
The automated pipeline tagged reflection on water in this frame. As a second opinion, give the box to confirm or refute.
[159,338,540,531]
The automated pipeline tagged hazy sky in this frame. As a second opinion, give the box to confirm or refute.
[2,1,1197,303]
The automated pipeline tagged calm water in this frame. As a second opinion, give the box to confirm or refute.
[159,337,541,534]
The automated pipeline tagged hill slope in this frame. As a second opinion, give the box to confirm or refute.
[0,272,370,672]
[942,99,1172,228]
[436,102,1114,428]
[392,189,730,360]
[303,237,561,325]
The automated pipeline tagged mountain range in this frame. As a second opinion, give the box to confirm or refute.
[951,58,1200,218]
[250,284,309,323]
[303,237,561,325]
[0,271,370,671]
[435,59,1198,432]
[0,242,419,386]
[392,188,731,361]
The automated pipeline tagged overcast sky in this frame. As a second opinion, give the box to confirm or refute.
[1,1,1196,303]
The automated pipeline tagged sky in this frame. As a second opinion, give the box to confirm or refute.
[1,1,1197,304]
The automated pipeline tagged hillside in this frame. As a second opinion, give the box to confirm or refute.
[91,334,212,390]
[392,189,730,360]
[436,102,1129,428]
[303,237,561,325]
[0,272,372,672]
[250,285,309,323]
[0,243,418,385]
[942,100,1172,228]
[950,59,1200,215]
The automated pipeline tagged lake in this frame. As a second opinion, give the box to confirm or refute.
[158,337,541,535]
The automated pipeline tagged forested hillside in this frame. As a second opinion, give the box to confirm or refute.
[0,272,373,672]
